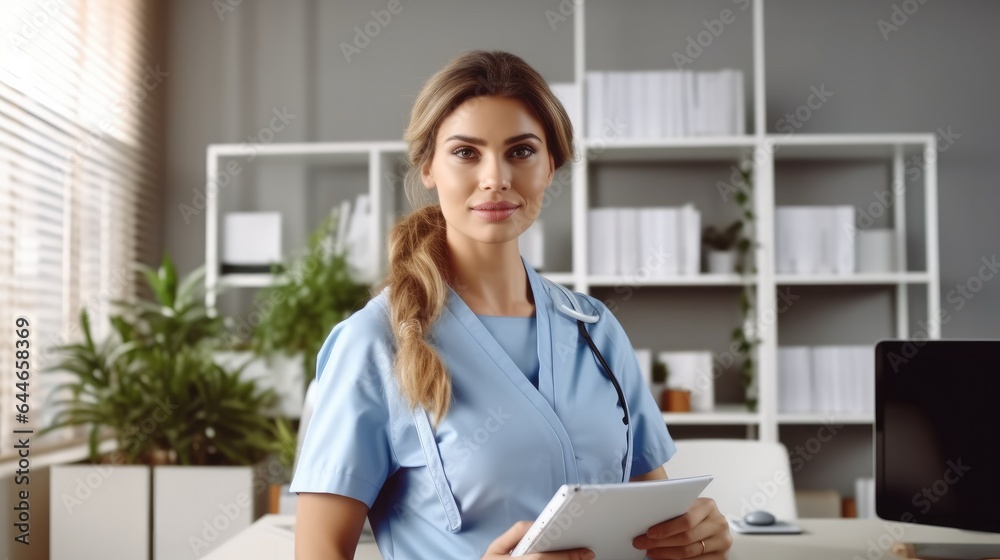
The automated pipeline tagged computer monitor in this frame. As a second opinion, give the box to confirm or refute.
[875,340,1000,534]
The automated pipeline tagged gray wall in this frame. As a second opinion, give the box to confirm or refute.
[163,0,1000,501]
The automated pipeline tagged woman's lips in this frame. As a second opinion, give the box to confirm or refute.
[471,205,519,222]
[472,202,519,222]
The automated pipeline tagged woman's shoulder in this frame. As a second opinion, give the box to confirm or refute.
[342,288,393,335]
[319,290,394,357]
[538,277,613,324]
[540,280,630,348]
[315,289,396,383]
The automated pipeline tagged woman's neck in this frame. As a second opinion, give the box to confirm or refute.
[446,231,534,317]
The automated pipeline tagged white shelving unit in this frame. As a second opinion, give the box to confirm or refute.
[777,413,874,425]
[204,141,407,310]
[204,0,940,446]
[663,405,761,426]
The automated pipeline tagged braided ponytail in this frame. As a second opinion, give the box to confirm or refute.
[383,205,452,424]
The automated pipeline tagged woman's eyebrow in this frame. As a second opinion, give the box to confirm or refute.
[443,133,542,146]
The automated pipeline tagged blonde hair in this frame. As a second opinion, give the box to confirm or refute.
[382,50,575,424]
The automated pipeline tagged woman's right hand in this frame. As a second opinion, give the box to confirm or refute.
[483,521,596,559]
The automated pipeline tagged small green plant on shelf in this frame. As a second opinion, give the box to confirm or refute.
[652,360,668,386]
[702,220,743,252]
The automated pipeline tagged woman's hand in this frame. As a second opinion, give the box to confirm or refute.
[631,497,733,559]
[483,521,596,560]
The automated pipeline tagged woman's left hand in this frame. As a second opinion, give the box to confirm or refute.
[631,497,733,559]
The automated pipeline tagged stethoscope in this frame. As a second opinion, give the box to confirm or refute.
[551,281,632,483]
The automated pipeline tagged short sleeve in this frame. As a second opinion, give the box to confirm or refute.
[288,305,396,508]
[589,298,677,478]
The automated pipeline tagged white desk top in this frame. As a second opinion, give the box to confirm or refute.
[204,515,1000,560]
[732,518,1000,560]
[201,514,381,560]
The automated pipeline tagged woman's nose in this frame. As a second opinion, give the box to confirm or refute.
[478,157,511,191]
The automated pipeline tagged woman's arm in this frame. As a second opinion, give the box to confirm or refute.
[630,465,667,482]
[295,493,369,560]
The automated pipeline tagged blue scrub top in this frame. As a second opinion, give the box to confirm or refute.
[477,314,539,388]
[290,259,676,559]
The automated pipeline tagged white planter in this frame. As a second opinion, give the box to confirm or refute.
[50,464,151,560]
[153,465,268,560]
[707,250,738,274]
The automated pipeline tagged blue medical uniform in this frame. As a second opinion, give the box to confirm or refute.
[477,315,539,387]
[290,259,676,559]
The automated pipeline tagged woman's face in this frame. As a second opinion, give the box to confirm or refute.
[422,96,555,247]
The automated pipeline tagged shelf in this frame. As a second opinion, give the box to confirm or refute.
[219,271,576,289]
[778,413,874,425]
[218,273,282,288]
[207,135,937,165]
[662,405,760,425]
[588,274,753,287]
[209,141,407,165]
[540,272,574,285]
[585,136,757,163]
[775,272,930,285]
[768,133,933,160]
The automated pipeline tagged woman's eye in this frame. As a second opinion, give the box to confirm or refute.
[511,146,535,159]
[453,147,476,159]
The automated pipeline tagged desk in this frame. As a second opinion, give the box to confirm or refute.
[733,519,999,560]
[204,515,1000,559]
[201,514,382,560]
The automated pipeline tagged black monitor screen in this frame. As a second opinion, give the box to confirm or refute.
[876,340,1000,534]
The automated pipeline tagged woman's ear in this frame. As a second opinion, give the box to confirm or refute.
[421,162,435,190]
[545,153,555,187]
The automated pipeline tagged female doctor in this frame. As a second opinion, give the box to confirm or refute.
[291,50,733,560]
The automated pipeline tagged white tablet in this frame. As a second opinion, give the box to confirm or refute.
[510,475,713,558]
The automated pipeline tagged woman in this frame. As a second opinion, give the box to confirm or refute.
[291,50,733,559]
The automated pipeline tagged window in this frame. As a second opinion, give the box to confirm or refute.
[0,0,163,453]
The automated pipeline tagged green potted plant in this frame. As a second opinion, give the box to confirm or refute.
[247,213,371,395]
[702,220,743,274]
[43,254,286,560]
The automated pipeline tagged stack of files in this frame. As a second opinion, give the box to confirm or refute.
[854,477,875,519]
[339,194,379,284]
[777,345,874,415]
[777,346,812,414]
[585,69,745,139]
[775,206,856,275]
[548,82,582,138]
[588,205,701,277]
[634,348,654,389]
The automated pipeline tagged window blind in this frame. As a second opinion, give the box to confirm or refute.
[0,0,163,453]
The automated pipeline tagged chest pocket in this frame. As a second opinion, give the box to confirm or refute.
[392,406,462,533]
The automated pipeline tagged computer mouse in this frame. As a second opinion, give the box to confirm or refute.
[742,510,776,526]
